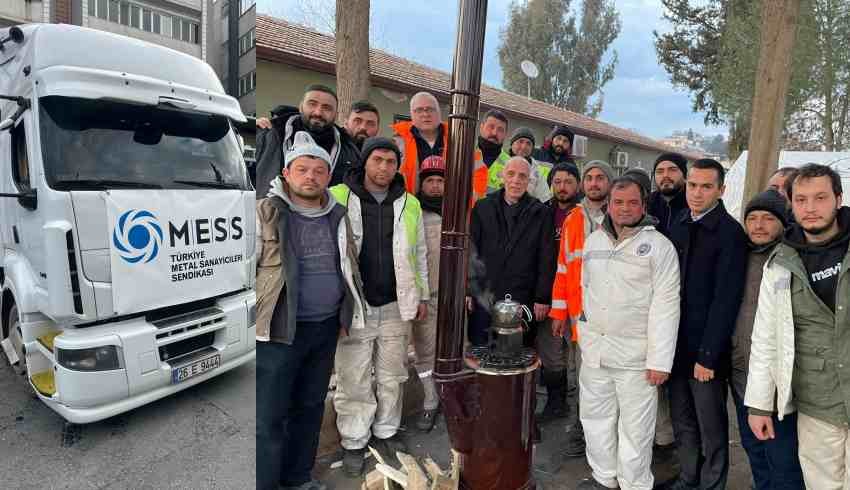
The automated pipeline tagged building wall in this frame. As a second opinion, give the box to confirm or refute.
[258,61,664,172]
[207,0,255,115]
[0,0,45,26]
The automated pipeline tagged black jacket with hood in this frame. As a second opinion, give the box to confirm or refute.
[343,167,409,308]
[254,105,361,199]
[783,206,850,312]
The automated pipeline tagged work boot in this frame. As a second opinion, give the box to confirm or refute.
[539,369,569,422]
[342,447,366,477]
[562,421,586,457]
[416,408,439,433]
[281,480,328,490]
[576,477,617,489]
[375,433,408,465]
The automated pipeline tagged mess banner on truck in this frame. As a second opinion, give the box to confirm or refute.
[107,190,248,314]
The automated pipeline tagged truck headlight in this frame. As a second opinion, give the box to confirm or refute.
[57,345,124,372]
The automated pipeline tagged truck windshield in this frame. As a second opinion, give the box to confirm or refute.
[39,96,251,191]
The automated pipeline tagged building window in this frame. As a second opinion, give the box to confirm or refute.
[108,0,119,22]
[120,2,130,25]
[182,19,191,42]
[142,9,151,31]
[172,16,181,39]
[239,0,256,16]
[191,23,199,44]
[96,0,108,19]
[130,5,140,28]
[238,71,256,96]
[238,28,255,56]
[161,14,171,37]
[152,12,161,34]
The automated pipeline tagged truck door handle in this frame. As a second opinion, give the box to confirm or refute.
[12,225,19,244]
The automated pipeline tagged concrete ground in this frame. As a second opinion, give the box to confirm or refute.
[0,353,255,490]
[313,376,755,490]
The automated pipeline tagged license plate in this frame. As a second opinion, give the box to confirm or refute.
[171,353,220,384]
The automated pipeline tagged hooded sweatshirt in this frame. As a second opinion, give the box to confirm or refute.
[783,207,850,312]
[268,177,344,323]
[344,167,408,307]
[478,136,503,167]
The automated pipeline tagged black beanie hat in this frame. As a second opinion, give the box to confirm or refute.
[549,125,575,146]
[745,189,789,227]
[653,152,688,176]
[361,136,402,166]
[547,162,580,187]
[510,127,536,147]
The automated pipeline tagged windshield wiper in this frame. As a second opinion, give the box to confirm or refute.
[172,180,243,189]
[52,179,163,190]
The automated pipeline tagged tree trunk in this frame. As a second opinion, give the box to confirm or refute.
[335,0,371,125]
[743,0,802,216]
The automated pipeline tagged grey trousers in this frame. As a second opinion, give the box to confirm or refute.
[411,300,439,411]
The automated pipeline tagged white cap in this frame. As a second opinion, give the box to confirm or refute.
[284,131,332,168]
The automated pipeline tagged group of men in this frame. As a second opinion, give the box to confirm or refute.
[254,82,850,490]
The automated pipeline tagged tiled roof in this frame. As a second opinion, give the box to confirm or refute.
[257,15,702,159]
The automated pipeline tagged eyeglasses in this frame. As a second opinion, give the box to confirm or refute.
[413,107,437,115]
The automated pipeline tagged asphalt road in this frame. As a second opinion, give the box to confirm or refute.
[0,353,255,490]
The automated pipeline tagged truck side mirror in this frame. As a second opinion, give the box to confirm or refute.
[0,189,37,210]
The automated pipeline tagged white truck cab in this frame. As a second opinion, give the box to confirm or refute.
[0,24,256,424]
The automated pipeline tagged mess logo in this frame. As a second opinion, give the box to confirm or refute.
[113,209,164,264]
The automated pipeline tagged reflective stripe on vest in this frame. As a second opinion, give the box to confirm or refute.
[549,205,587,341]
[329,184,424,292]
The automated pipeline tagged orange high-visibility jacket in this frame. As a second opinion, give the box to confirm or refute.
[392,120,487,200]
[549,204,595,341]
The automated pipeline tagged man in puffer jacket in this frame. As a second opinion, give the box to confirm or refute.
[574,175,680,490]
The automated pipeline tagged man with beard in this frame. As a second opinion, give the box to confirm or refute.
[255,132,366,490]
[550,160,616,458]
[393,92,488,198]
[536,162,581,422]
[649,152,688,237]
[662,159,748,490]
[254,85,361,198]
[574,175,681,490]
[533,125,578,166]
[411,155,445,433]
[747,164,850,489]
[343,100,381,149]
[329,137,429,477]
[727,190,804,490]
[477,108,509,170]
[489,126,556,201]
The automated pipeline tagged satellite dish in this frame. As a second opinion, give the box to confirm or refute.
[520,60,539,79]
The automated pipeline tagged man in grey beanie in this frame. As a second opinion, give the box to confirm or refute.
[256,131,366,490]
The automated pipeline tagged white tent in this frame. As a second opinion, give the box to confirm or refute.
[723,151,850,220]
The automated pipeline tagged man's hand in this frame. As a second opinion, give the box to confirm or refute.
[551,318,567,337]
[693,363,715,382]
[339,326,348,338]
[257,117,272,129]
[465,296,474,312]
[415,302,428,321]
[533,303,550,322]
[748,414,775,441]
[646,370,669,386]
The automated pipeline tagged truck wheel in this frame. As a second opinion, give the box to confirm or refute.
[7,304,25,375]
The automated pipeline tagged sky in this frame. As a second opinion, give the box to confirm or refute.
[257,0,728,140]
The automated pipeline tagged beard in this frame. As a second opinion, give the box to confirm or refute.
[801,213,838,236]
[554,191,576,204]
[301,113,332,132]
[552,144,566,155]
[290,181,323,201]
[660,183,682,196]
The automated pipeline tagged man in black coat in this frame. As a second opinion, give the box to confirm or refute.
[467,156,555,347]
[532,125,578,166]
[648,152,689,236]
[254,84,361,198]
[661,159,748,490]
